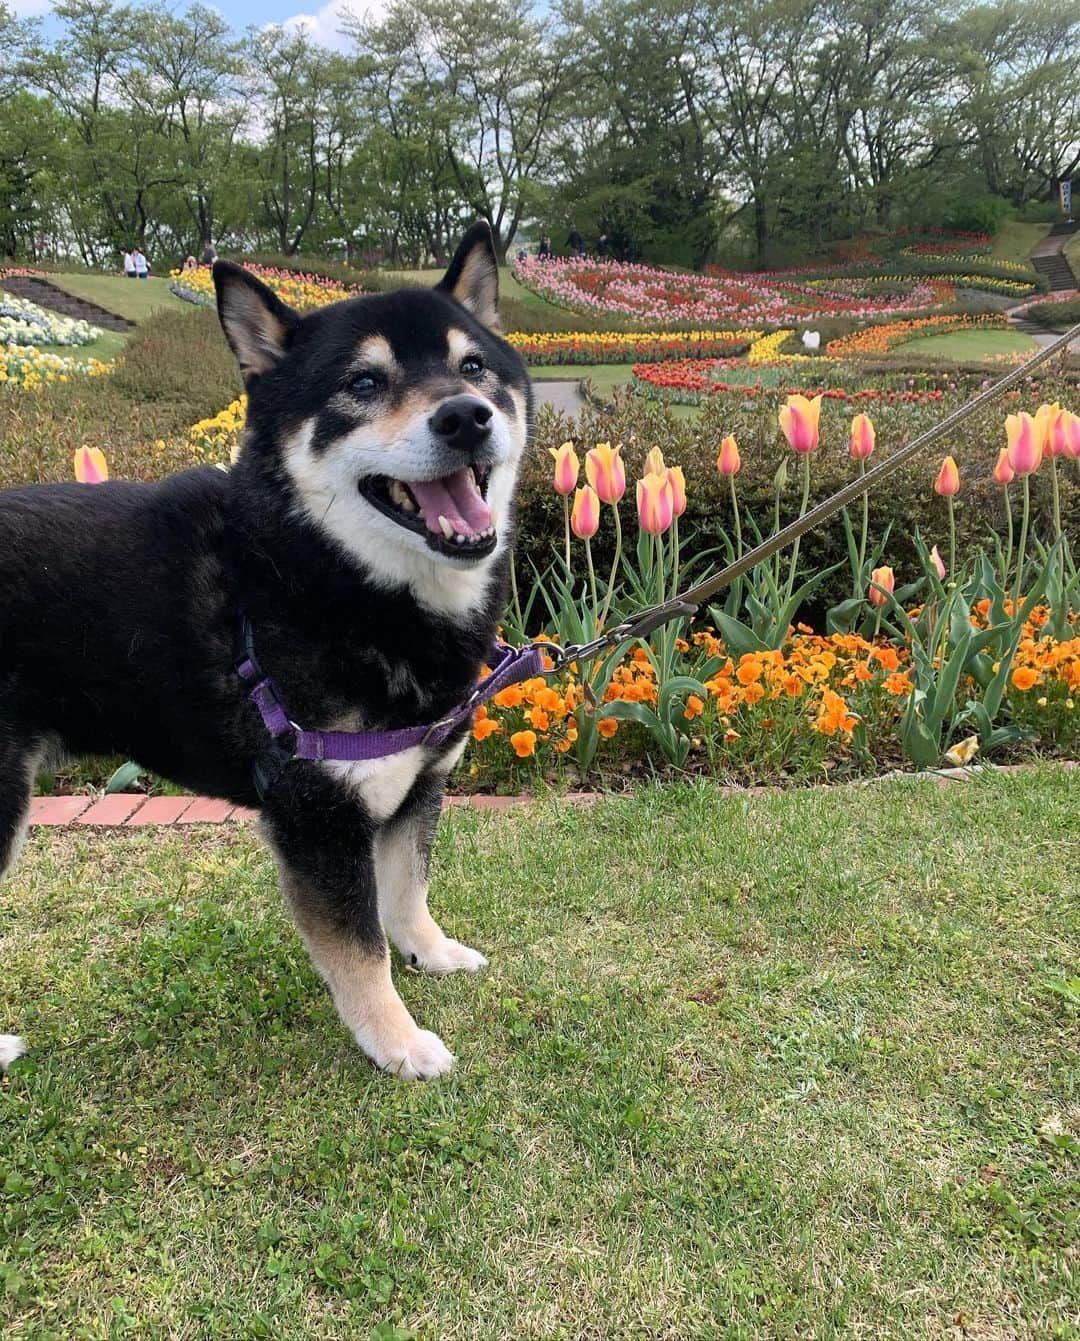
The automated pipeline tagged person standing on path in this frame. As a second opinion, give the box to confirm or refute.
[122,249,135,278]
[132,247,149,279]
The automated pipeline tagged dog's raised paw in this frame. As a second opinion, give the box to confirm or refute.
[0,1035,26,1071]
[411,938,488,976]
[379,1027,455,1082]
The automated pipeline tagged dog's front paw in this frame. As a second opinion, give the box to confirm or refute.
[407,937,488,976]
[374,1026,455,1081]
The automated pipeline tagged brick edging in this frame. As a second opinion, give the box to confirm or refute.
[25,761,1075,829]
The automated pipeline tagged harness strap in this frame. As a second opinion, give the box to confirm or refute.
[236,617,547,767]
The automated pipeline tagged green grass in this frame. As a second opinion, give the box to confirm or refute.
[3,767,1079,1338]
[990,221,1052,265]
[46,274,188,323]
[530,363,635,397]
[1063,230,1080,284]
[35,330,128,364]
[895,328,1037,359]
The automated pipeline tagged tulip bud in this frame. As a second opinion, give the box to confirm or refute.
[930,544,946,581]
[993,448,1014,486]
[868,565,895,608]
[73,446,108,484]
[636,472,674,535]
[778,393,822,453]
[1005,412,1043,476]
[849,412,875,461]
[934,456,960,497]
[716,434,741,477]
[644,446,666,477]
[549,441,579,496]
[666,465,687,517]
[570,484,600,540]
[585,442,626,505]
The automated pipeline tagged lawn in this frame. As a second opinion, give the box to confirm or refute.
[530,362,635,397]
[46,274,188,323]
[990,221,1052,266]
[36,330,128,364]
[2,767,1078,1339]
[895,328,1037,360]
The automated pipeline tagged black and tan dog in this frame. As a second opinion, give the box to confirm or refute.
[0,224,531,1079]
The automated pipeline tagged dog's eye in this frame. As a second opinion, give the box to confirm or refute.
[460,355,484,377]
[351,371,382,398]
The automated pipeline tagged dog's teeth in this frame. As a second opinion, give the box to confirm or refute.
[389,480,416,512]
[454,534,465,544]
[438,515,454,540]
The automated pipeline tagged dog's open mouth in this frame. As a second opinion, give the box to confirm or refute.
[358,466,496,559]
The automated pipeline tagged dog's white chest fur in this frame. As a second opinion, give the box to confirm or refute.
[321,735,467,822]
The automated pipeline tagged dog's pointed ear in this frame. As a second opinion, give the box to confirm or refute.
[436,221,500,330]
[213,260,298,381]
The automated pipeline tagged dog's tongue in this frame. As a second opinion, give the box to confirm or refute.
[409,469,492,536]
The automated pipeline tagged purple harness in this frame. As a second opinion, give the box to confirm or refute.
[236,616,546,779]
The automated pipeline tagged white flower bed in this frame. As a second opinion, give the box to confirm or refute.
[0,294,102,347]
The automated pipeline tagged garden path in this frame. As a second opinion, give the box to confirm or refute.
[530,378,585,417]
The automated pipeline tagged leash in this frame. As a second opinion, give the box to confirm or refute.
[237,319,1078,776]
[543,319,1080,672]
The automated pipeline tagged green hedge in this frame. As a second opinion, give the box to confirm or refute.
[520,384,1080,625]
[1023,298,1080,331]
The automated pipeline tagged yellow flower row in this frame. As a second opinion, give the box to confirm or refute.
[746,329,814,365]
[2,343,113,390]
[188,395,247,461]
[505,329,763,350]
[171,266,355,312]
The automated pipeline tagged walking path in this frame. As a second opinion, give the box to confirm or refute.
[1005,220,1079,351]
[0,274,135,331]
[530,379,585,416]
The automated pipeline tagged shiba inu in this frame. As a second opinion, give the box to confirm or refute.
[0,223,532,1080]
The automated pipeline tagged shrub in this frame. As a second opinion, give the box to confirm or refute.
[1024,297,1080,330]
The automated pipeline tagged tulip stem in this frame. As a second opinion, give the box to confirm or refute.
[729,474,742,561]
[669,514,680,603]
[947,496,955,585]
[509,551,522,634]
[598,504,622,633]
[1013,476,1031,612]
[786,454,811,603]
[562,496,571,574]
[585,537,598,630]
[858,460,868,587]
[1002,485,1013,588]
[1051,456,1062,546]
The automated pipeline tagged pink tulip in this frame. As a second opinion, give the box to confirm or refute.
[716,434,741,476]
[666,465,687,517]
[934,456,960,497]
[549,441,579,496]
[1005,412,1043,477]
[778,393,822,453]
[849,412,875,461]
[570,484,600,540]
[636,472,674,535]
[73,446,108,484]
[868,565,895,608]
[585,442,626,505]
[993,448,1014,486]
[1065,410,1080,460]
[930,545,946,581]
[1044,405,1070,459]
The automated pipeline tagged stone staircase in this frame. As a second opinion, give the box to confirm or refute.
[0,274,135,332]
[1032,251,1077,292]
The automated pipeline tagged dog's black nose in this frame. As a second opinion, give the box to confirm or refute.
[429,395,493,455]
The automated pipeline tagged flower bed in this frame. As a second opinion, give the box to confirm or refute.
[188,395,246,459]
[468,615,1080,787]
[630,359,964,406]
[0,293,102,347]
[513,256,958,327]
[824,313,1009,358]
[504,329,760,364]
[169,263,359,311]
[1,345,112,390]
